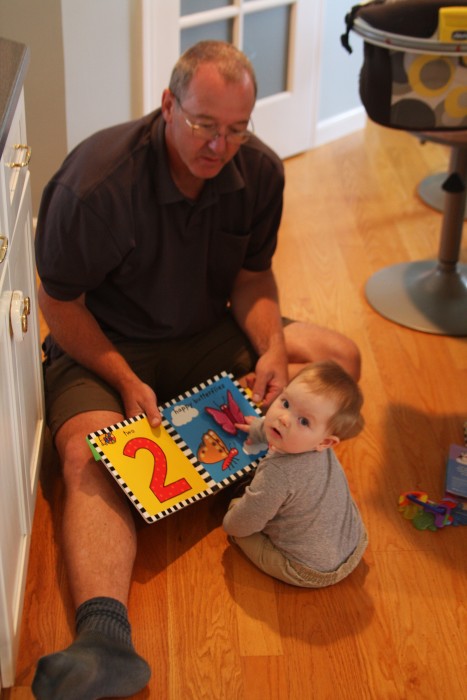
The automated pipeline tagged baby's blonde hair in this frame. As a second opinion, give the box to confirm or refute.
[292,361,364,440]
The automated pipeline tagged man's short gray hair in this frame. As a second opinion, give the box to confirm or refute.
[168,40,257,100]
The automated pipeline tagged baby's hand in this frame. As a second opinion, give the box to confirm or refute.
[235,415,255,443]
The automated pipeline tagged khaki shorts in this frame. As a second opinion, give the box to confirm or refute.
[229,503,368,588]
[43,314,259,437]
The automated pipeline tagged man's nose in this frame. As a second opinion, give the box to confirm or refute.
[207,132,228,153]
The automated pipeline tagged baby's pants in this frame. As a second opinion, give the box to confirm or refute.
[229,527,368,588]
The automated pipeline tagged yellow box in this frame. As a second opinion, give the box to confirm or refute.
[439,7,467,43]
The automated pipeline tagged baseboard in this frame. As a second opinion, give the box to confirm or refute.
[314,107,367,148]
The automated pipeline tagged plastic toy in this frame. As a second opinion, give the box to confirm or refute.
[399,422,467,530]
[398,491,467,531]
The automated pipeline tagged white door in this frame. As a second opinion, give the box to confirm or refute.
[142,0,324,159]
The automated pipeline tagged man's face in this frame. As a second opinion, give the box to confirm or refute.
[162,63,256,184]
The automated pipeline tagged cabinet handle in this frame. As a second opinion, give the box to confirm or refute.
[10,290,31,341]
[22,296,31,334]
[7,144,32,168]
[0,235,7,264]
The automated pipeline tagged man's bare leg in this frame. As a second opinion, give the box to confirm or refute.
[57,411,137,606]
[32,411,151,700]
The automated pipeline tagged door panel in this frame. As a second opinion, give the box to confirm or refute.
[142,0,323,158]
[243,6,290,98]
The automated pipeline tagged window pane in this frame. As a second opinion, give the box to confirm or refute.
[181,20,233,52]
[243,7,291,99]
[181,0,231,16]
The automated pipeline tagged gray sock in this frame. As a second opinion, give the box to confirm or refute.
[32,597,151,700]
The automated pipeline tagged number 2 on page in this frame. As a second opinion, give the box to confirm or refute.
[123,437,191,502]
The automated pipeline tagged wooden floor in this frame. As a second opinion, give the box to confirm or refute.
[5,122,467,699]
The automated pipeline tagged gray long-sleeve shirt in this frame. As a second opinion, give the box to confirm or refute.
[223,419,365,572]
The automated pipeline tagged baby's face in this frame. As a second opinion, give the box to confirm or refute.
[263,380,338,454]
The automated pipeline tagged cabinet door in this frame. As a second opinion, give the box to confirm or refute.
[0,80,45,689]
[2,91,30,234]
[7,171,45,530]
[0,291,29,688]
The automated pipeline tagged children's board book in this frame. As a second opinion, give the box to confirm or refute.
[445,444,467,500]
[86,372,267,523]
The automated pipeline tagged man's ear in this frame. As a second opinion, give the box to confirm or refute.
[161,89,175,122]
[316,435,340,452]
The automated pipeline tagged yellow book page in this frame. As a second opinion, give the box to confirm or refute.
[96,419,209,516]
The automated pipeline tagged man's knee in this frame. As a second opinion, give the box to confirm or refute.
[55,411,124,487]
[284,321,361,381]
[339,335,361,381]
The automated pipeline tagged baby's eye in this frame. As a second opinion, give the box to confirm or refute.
[281,398,289,409]
[298,417,309,427]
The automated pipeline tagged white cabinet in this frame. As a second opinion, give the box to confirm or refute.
[0,83,45,687]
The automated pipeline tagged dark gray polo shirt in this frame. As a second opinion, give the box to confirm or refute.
[35,109,284,343]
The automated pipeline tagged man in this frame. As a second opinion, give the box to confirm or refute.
[32,41,360,700]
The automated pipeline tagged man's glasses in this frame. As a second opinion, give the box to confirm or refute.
[173,94,253,145]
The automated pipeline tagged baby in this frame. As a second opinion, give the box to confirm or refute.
[223,360,368,588]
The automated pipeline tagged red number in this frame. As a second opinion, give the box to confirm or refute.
[123,437,191,503]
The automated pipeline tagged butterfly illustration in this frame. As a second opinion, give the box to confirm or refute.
[197,429,238,470]
[205,390,245,435]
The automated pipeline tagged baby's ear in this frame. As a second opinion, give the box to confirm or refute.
[316,435,340,452]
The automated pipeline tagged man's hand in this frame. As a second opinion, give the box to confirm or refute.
[229,267,289,407]
[119,378,161,428]
[38,286,162,427]
[250,348,288,407]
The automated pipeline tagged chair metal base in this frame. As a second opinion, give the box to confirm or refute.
[418,172,467,219]
[365,260,467,336]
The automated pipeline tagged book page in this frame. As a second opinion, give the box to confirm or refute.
[87,373,266,522]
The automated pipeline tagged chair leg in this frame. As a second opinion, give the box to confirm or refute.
[418,173,467,220]
[438,146,467,270]
[365,145,467,336]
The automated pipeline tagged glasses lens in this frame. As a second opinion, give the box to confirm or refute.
[194,124,218,141]
[176,94,251,145]
[227,131,250,144]
[191,124,249,144]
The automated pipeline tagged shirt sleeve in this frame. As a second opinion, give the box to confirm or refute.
[247,417,267,445]
[222,458,289,537]
[35,180,132,302]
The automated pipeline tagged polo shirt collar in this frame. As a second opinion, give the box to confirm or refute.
[151,110,245,206]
